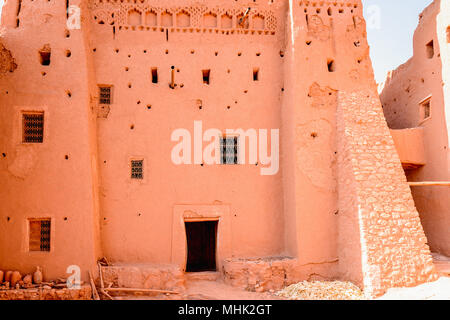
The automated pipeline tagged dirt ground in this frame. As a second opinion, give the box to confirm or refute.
[377,277,450,300]
[112,276,450,300]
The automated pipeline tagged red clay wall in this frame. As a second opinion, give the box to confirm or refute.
[380,0,450,256]
[0,0,102,281]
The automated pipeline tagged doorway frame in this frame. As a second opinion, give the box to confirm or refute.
[171,204,232,272]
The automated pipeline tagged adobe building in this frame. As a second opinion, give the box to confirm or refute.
[380,0,450,257]
[0,0,442,298]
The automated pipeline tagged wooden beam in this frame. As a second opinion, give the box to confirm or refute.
[103,287,179,294]
[409,181,450,187]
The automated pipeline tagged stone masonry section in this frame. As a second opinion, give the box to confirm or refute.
[336,89,438,298]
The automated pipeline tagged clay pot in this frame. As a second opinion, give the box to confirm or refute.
[10,271,21,287]
[4,271,12,283]
[23,274,32,286]
[0,270,3,283]
[33,266,43,284]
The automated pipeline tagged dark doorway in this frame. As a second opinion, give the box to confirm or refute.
[185,221,218,272]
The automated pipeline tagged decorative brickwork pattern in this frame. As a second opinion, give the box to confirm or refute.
[336,90,437,298]
[88,0,277,35]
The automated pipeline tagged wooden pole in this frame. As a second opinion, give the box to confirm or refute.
[409,181,450,187]
[97,262,113,300]
[88,271,100,300]
[103,287,179,294]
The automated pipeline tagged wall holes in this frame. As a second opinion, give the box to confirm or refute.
[66,90,72,98]
[65,155,69,160]
[65,50,71,58]
[147,105,152,110]
[306,40,312,46]
[130,124,135,130]
[202,69,211,85]
[196,99,203,110]
[151,68,158,83]
[327,59,336,72]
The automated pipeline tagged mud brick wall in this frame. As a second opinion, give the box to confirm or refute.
[101,264,185,292]
[336,89,437,298]
[0,285,92,300]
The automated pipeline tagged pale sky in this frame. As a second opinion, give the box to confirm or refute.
[0,0,434,83]
[363,0,434,82]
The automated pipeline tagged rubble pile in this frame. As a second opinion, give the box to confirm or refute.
[276,281,365,300]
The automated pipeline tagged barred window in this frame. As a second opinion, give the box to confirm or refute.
[220,136,238,165]
[23,112,44,143]
[29,219,51,252]
[131,160,144,179]
[99,85,113,105]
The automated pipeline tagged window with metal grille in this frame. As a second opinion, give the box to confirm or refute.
[131,160,144,179]
[99,85,113,105]
[29,219,51,252]
[220,136,238,165]
[22,112,44,143]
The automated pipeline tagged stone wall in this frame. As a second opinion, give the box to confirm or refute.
[101,264,185,292]
[223,257,339,293]
[337,89,437,298]
[0,285,92,300]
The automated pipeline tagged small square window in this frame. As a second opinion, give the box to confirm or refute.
[131,159,144,179]
[426,40,434,59]
[23,112,44,143]
[29,219,51,252]
[253,68,259,81]
[39,50,51,66]
[420,98,431,121]
[151,68,158,84]
[99,85,113,105]
[220,136,238,165]
[327,59,336,72]
[202,69,211,85]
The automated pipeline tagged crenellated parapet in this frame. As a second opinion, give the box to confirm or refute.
[88,0,279,35]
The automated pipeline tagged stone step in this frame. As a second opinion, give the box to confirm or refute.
[434,262,450,276]
[185,272,220,281]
